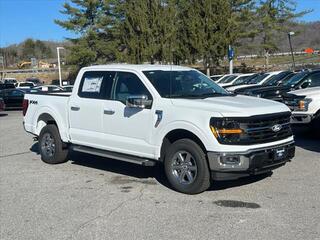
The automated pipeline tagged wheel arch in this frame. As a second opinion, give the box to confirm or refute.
[34,107,69,142]
[159,128,208,162]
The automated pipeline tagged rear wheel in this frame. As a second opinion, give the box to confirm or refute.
[39,125,68,164]
[164,139,210,194]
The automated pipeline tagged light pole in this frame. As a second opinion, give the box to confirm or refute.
[288,32,295,71]
[57,47,65,86]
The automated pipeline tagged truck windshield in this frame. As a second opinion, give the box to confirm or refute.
[219,75,238,83]
[143,70,231,99]
[248,73,269,84]
[282,71,309,87]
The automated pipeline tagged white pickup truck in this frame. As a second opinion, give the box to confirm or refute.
[283,87,320,132]
[23,65,295,194]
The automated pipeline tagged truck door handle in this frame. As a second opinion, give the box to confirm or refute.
[71,106,80,111]
[104,109,115,115]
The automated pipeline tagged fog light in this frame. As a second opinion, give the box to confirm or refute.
[220,155,240,165]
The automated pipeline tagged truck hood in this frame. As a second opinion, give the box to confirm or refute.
[289,87,320,97]
[170,95,289,117]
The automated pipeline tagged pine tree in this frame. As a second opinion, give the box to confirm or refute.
[256,0,309,61]
[55,0,116,68]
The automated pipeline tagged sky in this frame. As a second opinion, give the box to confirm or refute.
[0,0,319,47]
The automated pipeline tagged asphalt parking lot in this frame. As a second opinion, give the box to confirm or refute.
[0,111,319,240]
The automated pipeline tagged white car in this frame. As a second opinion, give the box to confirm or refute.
[209,75,223,82]
[284,87,320,127]
[215,74,240,85]
[218,73,255,88]
[23,64,295,194]
[17,81,36,89]
[227,71,283,92]
[31,85,64,92]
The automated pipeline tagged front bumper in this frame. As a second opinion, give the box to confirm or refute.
[208,141,295,180]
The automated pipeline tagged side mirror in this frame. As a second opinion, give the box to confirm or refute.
[126,95,152,109]
[300,81,310,89]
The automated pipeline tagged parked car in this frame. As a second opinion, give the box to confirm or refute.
[62,85,74,92]
[30,85,64,92]
[216,74,241,85]
[210,75,223,82]
[17,82,36,90]
[214,74,239,84]
[282,87,320,133]
[2,78,17,86]
[0,97,5,111]
[0,89,24,109]
[218,73,256,88]
[26,77,43,86]
[226,71,286,92]
[23,64,295,194]
[234,70,320,101]
[230,71,295,98]
[0,83,15,90]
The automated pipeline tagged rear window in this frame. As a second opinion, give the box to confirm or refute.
[78,71,115,99]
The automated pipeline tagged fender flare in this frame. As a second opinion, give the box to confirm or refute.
[34,106,69,142]
[154,121,214,158]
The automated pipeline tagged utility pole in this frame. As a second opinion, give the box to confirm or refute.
[288,32,295,71]
[57,47,64,86]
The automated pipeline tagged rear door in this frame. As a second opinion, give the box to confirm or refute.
[68,71,115,147]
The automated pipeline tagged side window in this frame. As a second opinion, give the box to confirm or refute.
[309,73,320,87]
[113,72,152,103]
[78,71,115,99]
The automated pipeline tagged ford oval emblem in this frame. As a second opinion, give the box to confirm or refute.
[272,124,282,132]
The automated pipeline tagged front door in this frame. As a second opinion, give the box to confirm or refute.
[102,71,155,158]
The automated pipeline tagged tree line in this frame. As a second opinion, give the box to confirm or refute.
[55,0,308,74]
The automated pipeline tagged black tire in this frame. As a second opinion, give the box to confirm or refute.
[164,139,210,194]
[39,124,69,164]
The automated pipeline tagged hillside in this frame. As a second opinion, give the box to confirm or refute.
[237,21,320,55]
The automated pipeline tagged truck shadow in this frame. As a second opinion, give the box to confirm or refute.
[30,142,278,191]
[292,126,320,153]
[69,150,272,192]
[29,142,275,192]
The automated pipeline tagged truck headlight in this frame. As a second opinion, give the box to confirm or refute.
[210,118,243,144]
[297,98,312,111]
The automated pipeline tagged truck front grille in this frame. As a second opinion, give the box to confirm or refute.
[222,112,292,145]
[241,113,292,144]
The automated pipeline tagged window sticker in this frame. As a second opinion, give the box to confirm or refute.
[82,77,103,93]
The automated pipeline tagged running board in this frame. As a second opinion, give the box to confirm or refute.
[71,145,156,167]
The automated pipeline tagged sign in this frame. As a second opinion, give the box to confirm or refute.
[228,45,234,61]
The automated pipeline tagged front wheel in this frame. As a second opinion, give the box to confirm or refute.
[164,139,210,194]
[39,125,69,164]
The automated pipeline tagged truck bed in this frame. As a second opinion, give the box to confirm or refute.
[23,91,71,142]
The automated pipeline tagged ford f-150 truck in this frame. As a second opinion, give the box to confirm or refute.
[23,65,295,194]
[283,87,320,133]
